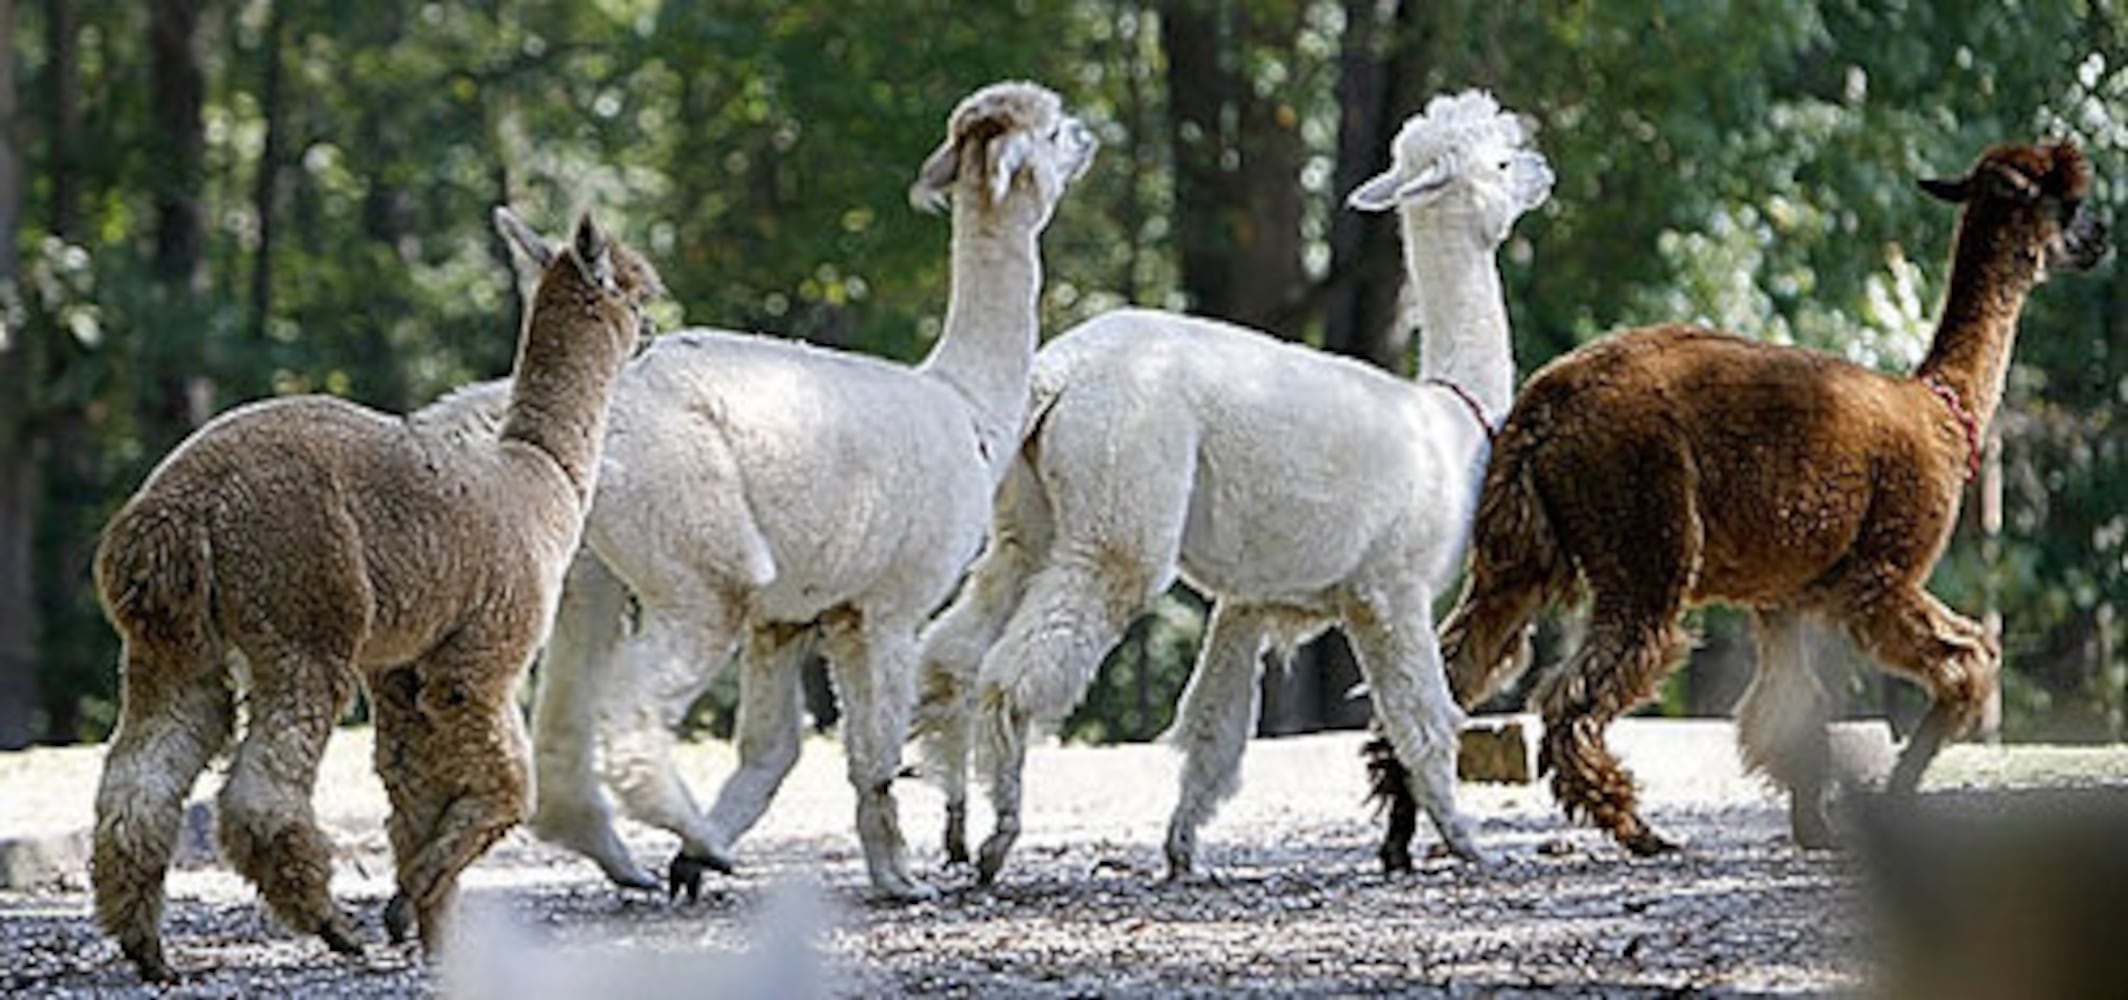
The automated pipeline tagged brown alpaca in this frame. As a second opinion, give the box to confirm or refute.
[1366,140,2109,864]
[89,211,661,980]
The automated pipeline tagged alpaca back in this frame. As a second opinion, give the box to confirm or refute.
[97,394,577,671]
[1029,309,1484,596]
[588,328,988,622]
[1507,323,1950,602]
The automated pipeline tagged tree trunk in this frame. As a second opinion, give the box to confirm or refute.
[248,0,284,387]
[45,0,78,239]
[142,0,208,455]
[0,0,37,749]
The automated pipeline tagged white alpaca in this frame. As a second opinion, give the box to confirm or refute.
[913,90,1552,883]
[502,82,1095,901]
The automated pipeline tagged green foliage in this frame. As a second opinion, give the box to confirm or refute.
[5,0,2121,744]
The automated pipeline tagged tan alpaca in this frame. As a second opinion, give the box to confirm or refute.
[1369,141,2108,861]
[89,212,662,980]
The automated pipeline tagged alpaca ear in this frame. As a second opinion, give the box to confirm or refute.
[986,130,1035,206]
[570,213,616,290]
[1346,168,1407,212]
[910,137,959,212]
[1977,162,2043,204]
[1918,176,1969,203]
[1347,159,1455,212]
[493,206,556,271]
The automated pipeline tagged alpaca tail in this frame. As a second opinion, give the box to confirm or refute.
[91,498,235,979]
[1439,429,1573,708]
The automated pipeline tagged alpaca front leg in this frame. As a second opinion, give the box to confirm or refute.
[1162,603,1269,880]
[672,631,809,902]
[1740,609,1836,849]
[528,554,655,890]
[1348,595,1492,867]
[823,622,933,901]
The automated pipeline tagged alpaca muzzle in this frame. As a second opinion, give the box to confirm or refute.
[2053,204,2110,272]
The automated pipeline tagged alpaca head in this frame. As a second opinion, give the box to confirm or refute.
[909,81,1098,228]
[495,207,666,350]
[1921,141,2110,281]
[1346,89,1552,247]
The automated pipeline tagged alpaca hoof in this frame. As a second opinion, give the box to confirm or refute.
[943,811,971,867]
[122,941,176,983]
[319,913,366,957]
[874,879,941,904]
[383,893,414,945]
[1788,790,1840,851]
[975,831,1017,886]
[1622,828,1681,857]
[603,861,661,893]
[1378,842,1414,875]
[667,851,734,903]
[1449,842,1501,870]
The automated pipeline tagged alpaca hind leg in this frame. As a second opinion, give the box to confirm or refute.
[914,537,1043,864]
[1739,609,1835,849]
[1840,587,1996,795]
[1347,590,1489,866]
[973,557,1157,884]
[1533,614,1691,855]
[527,553,654,890]
[215,653,362,957]
[668,628,811,900]
[380,662,532,953]
[596,601,738,875]
[1161,602,1269,879]
[822,616,932,901]
[92,642,236,981]
[1360,728,1423,873]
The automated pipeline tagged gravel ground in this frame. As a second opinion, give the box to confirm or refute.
[5,720,2126,998]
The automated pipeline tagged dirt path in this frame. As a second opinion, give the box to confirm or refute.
[5,721,2125,997]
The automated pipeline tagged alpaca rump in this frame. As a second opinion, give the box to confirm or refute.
[514,81,1097,903]
[912,90,1552,885]
[1368,140,2109,864]
[90,211,661,981]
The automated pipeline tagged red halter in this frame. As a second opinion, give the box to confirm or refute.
[1424,378,1496,442]
[1919,373,1981,482]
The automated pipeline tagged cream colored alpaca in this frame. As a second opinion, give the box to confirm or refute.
[90,212,660,981]
[913,91,1551,884]
[500,82,1096,901]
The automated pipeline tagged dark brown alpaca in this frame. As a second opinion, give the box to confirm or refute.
[1367,140,2109,865]
[90,212,660,980]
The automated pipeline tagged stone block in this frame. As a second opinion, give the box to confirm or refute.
[1458,713,1539,784]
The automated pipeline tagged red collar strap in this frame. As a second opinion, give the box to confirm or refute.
[1424,378,1496,442]
[1919,373,1980,482]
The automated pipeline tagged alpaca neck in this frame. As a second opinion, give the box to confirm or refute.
[1916,213,2036,430]
[919,206,1043,448]
[499,293,630,499]
[1401,212,1515,422]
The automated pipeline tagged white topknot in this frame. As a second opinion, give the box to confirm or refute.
[1388,89,1534,172]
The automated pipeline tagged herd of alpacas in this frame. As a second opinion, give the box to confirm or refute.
[84,77,2108,980]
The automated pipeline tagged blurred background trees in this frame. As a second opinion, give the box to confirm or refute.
[0,0,2119,749]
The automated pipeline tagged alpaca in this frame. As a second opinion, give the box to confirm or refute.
[498,81,1097,902]
[89,211,661,980]
[913,91,1553,883]
[1368,140,2109,862]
